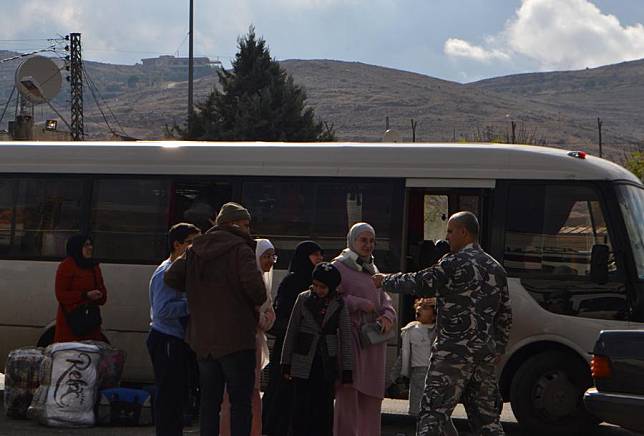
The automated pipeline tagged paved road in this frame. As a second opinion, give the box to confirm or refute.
[0,374,638,436]
[380,400,638,436]
[0,396,639,435]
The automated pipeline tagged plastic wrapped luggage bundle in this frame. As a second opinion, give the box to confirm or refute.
[3,347,44,418]
[27,342,101,427]
[80,340,126,389]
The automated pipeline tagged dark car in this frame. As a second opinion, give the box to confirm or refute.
[584,330,644,433]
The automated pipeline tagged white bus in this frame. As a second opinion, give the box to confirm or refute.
[0,142,642,434]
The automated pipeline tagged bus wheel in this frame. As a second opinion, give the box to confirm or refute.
[510,350,598,435]
[36,326,55,348]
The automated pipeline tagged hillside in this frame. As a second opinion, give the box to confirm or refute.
[278,60,632,154]
[469,59,644,154]
[1,51,642,162]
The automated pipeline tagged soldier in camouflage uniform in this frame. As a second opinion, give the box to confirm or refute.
[373,211,512,436]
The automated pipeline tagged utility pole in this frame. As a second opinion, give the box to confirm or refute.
[597,117,603,158]
[68,33,84,141]
[410,119,417,142]
[510,120,517,144]
[187,0,194,138]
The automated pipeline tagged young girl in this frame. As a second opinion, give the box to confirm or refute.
[281,262,353,436]
[400,297,437,416]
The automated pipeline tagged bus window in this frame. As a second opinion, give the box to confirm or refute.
[313,182,397,268]
[423,194,448,242]
[242,179,401,271]
[504,183,627,320]
[172,180,233,232]
[458,195,480,216]
[90,178,170,263]
[0,179,14,252]
[242,180,314,268]
[617,184,644,280]
[243,180,314,235]
[0,178,83,258]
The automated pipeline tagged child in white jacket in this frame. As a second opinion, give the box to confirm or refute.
[400,297,437,416]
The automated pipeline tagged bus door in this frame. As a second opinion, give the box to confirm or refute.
[401,178,495,324]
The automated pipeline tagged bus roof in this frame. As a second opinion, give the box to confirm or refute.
[0,141,640,183]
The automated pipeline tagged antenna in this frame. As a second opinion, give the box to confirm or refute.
[13,55,65,139]
[15,55,62,104]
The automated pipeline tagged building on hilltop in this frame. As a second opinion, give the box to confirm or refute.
[140,55,222,69]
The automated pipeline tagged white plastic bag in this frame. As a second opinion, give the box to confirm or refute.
[32,342,101,427]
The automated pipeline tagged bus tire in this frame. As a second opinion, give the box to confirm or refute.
[510,350,598,435]
[36,326,55,348]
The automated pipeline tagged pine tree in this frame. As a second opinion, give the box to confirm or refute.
[175,27,335,141]
[625,151,643,181]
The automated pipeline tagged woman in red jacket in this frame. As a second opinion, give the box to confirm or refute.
[54,234,108,343]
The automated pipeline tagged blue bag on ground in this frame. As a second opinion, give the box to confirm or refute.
[95,387,153,426]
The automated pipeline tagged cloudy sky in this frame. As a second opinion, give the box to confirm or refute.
[1,0,643,82]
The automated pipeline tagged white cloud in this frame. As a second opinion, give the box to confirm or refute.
[444,38,510,62]
[0,0,81,38]
[444,0,644,70]
[270,0,347,7]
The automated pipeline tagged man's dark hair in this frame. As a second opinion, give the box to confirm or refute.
[168,223,200,253]
[451,211,479,239]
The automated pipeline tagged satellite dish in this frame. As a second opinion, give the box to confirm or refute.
[15,55,63,104]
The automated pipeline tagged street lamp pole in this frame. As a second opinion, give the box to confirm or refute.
[188,0,194,137]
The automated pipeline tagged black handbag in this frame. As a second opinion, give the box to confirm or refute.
[63,269,103,337]
[65,303,102,337]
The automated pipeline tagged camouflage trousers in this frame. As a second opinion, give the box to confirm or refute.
[416,358,504,436]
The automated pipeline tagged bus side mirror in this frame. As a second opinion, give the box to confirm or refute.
[590,244,609,284]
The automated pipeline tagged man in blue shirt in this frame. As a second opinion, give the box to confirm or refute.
[147,223,201,436]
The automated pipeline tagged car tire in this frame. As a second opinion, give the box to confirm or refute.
[36,326,55,348]
[510,350,598,435]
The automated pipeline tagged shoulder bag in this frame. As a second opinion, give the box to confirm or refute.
[359,312,395,348]
[63,269,102,337]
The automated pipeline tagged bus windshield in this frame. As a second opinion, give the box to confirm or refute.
[618,183,644,280]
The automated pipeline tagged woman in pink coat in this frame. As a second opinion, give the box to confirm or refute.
[332,222,397,436]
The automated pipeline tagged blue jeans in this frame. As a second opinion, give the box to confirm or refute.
[198,349,256,436]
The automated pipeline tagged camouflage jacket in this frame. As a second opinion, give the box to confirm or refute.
[382,244,512,362]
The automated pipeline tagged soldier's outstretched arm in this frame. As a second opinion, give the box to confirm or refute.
[380,264,448,296]
[493,283,513,355]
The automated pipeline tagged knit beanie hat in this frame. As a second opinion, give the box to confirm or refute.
[312,262,342,292]
[215,202,251,225]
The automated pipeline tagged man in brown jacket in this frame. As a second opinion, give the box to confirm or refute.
[165,202,267,436]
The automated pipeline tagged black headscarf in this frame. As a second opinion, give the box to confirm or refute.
[66,234,97,270]
[288,240,323,283]
[271,240,323,338]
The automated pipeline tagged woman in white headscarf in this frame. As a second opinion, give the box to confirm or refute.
[255,239,277,367]
[332,223,396,436]
[220,239,276,436]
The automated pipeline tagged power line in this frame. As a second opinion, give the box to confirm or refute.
[174,31,189,57]
[0,86,16,127]
[0,38,54,42]
[82,68,117,136]
[0,45,58,64]
[82,65,128,137]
